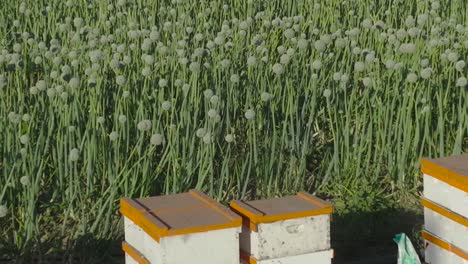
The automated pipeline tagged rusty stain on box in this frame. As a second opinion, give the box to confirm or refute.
[120,189,242,264]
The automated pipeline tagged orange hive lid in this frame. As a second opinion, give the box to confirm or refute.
[420,153,468,192]
[420,198,468,227]
[421,230,468,260]
[230,192,332,231]
[120,189,241,242]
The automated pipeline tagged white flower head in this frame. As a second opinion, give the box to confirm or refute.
[420,68,432,79]
[203,89,214,99]
[225,134,235,143]
[161,101,171,111]
[137,120,152,131]
[456,77,467,87]
[314,40,326,52]
[311,60,323,70]
[196,128,206,138]
[354,61,365,72]
[202,132,212,144]
[0,205,7,218]
[333,72,342,81]
[208,109,218,118]
[36,80,47,91]
[230,74,240,83]
[297,38,308,50]
[69,148,80,162]
[272,63,284,75]
[385,60,395,70]
[22,114,30,122]
[182,84,190,93]
[455,60,466,71]
[150,133,164,145]
[97,116,105,124]
[20,176,30,186]
[189,62,201,73]
[247,56,257,67]
[210,95,219,104]
[116,75,126,86]
[244,109,255,120]
[362,77,373,87]
[8,112,21,124]
[280,54,291,65]
[406,73,418,83]
[158,79,167,87]
[399,43,416,54]
[20,134,30,144]
[109,131,119,141]
[118,115,127,124]
[448,52,459,63]
[261,92,272,102]
[323,89,332,98]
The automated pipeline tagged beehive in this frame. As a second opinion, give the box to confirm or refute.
[422,230,467,264]
[421,198,468,252]
[230,192,333,262]
[421,154,468,217]
[120,189,242,264]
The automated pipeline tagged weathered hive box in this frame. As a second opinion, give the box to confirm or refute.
[240,249,334,264]
[421,154,468,217]
[421,198,468,252]
[120,189,242,264]
[422,230,467,264]
[230,192,333,262]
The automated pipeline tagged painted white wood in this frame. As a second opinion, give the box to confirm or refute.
[125,253,139,264]
[424,206,468,252]
[124,216,241,264]
[423,174,468,217]
[424,239,467,264]
[240,249,333,264]
[239,214,330,260]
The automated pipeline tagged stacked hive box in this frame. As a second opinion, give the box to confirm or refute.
[120,189,242,264]
[420,154,468,264]
[230,192,334,264]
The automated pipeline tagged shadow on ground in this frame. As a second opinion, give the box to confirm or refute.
[332,207,424,264]
[1,233,124,264]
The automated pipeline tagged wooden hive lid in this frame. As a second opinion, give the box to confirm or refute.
[120,189,241,242]
[421,153,468,192]
[230,192,332,231]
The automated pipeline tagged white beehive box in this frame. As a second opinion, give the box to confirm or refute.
[421,198,468,252]
[230,192,333,261]
[240,249,334,264]
[421,154,468,217]
[422,230,467,264]
[120,189,242,264]
[122,241,149,264]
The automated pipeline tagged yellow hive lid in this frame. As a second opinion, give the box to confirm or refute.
[422,230,468,260]
[420,153,468,192]
[420,198,468,227]
[121,241,149,264]
[230,192,332,231]
[119,189,241,242]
